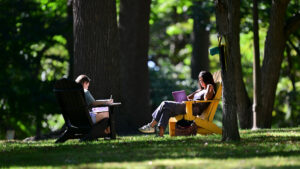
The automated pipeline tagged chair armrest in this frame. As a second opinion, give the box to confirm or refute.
[184,100,220,104]
[91,102,122,107]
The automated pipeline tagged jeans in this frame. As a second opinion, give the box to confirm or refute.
[152,101,209,129]
[152,101,186,128]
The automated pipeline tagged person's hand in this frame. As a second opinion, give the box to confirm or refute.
[207,84,214,93]
[204,84,214,100]
[106,99,113,104]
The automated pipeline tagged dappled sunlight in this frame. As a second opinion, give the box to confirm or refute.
[1,128,300,168]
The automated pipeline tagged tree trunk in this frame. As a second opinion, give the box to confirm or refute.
[215,0,240,141]
[191,0,210,79]
[118,0,151,133]
[234,0,254,129]
[235,62,252,129]
[73,0,121,108]
[252,0,261,129]
[259,0,289,128]
[67,0,74,80]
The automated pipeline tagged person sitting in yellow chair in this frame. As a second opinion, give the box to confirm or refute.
[139,71,216,137]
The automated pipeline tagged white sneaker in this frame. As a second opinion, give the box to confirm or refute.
[138,123,155,133]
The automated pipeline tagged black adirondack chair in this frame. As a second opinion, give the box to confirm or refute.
[54,78,120,143]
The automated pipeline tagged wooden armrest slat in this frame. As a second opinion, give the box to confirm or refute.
[184,100,220,103]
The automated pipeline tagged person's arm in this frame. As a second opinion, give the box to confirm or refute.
[93,99,113,106]
[204,84,215,100]
[84,90,96,106]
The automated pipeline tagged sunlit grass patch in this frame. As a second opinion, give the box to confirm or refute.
[1,128,300,169]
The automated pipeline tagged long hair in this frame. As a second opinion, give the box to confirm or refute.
[198,71,215,90]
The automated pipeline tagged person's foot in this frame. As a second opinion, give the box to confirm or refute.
[104,126,110,134]
[138,123,155,133]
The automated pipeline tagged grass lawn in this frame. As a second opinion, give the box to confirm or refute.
[1,128,300,169]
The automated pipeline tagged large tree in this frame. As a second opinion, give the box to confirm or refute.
[118,0,152,132]
[258,0,300,128]
[66,0,74,80]
[73,0,121,113]
[215,0,240,141]
[233,0,300,128]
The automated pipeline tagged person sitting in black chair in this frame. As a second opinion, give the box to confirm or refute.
[75,75,113,134]
[54,75,116,142]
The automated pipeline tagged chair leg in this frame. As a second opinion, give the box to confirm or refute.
[55,129,73,143]
[109,107,116,139]
[194,118,222,134]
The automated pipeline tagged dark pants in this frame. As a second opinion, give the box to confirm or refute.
[152,101,186,128]
[152,101,209,129]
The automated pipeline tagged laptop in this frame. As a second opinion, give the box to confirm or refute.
[172,90,188,102]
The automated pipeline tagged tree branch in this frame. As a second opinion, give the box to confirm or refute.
[288,39,300,56]
[285,13,300,36]
[285,45,296,91]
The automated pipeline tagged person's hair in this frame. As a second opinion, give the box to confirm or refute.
[75,74,91,85]
[198,71,215,90]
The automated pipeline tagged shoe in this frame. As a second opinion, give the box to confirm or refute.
[138,123,155,133]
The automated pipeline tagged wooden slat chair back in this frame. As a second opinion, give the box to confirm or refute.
[54,78,93,128]
[54,78,109,143]
[199,71,222,122]
[169,71,222,136]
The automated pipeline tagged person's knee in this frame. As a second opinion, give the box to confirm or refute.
[161,101,166,107]
[95,112,109,123]
[102,112,109,118]
[162,101,172,107]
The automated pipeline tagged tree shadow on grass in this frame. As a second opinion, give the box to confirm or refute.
[1,134,300,167]
[240,128,300,133]
[255,166,300,169]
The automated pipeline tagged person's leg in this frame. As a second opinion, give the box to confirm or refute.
[139,101,166,133]
[95,112,110,134]
[151,101,167,124]
[156,101,186,136]
[104,126,110,134]
[95,111,109,123]
[149,119,157,128]
[139,101,185,135]
[158,126,165,136]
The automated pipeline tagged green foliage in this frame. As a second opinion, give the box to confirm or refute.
[149,58,198,111]
[1,0,299,139]
[0,0,69,139]
[236,0,300,127]
[149,0,194,65]
[1,128,300,168]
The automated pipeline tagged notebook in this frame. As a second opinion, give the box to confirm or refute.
[92,107,108,113]
[172,90,188,102]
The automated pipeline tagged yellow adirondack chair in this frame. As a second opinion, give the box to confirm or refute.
[169,71,222,136]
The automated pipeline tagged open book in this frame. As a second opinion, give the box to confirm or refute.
[172,90,188,102]
[92,107,108,113]
[92,99,112,112]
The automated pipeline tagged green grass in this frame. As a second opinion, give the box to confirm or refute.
[1,128,300,169]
